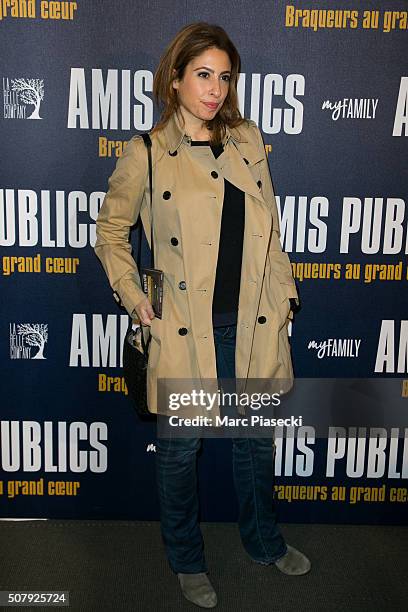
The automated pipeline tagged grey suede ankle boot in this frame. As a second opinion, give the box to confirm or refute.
[177,572,218,608]
[275,544,311,575]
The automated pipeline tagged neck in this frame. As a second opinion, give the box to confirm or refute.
[176,108,211,141]
[187,126,211,141]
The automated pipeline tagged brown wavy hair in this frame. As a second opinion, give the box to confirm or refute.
[151,22,245,144]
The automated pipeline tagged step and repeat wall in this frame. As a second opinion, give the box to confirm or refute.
[1,1,407,524]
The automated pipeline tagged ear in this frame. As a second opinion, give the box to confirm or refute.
[172,69,179,91]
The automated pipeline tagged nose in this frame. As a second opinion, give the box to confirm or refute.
[209,76,221,98]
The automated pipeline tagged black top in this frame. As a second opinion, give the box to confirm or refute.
[191,140,245,327]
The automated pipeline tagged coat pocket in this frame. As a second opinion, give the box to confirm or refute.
[267,254,294,326]
[149,316,162,343]
[268,248,298,296]
[147,319,162,372]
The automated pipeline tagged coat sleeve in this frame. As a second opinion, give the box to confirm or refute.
[251,122,300,316]
[94,135,148,316]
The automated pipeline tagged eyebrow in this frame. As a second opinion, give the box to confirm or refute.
[193,66,231,75]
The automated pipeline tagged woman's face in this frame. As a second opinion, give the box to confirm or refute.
[172,47,232,129]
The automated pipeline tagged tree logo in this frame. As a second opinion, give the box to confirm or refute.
[2,77,45,120]
[9,323,48,359]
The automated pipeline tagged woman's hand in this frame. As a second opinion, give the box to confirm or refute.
[133,297,155,326]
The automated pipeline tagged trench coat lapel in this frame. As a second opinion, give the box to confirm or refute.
[165,111,267,206]
[215,141,266,205]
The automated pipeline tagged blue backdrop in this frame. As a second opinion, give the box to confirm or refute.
[1,0,407,524]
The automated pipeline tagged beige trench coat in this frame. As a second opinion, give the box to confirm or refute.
[94,112,299,416]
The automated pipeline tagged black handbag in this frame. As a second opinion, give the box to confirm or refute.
[122,132,155,418]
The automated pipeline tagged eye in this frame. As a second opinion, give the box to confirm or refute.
[221,75,231,82]
[198,71,209,78]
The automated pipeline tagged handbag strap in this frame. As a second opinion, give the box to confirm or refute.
[138,133,154,269]
[132,132,153,355]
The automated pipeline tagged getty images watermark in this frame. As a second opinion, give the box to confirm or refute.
[156,381,304,438]
[156,377,408,439]
[168,388,282,411]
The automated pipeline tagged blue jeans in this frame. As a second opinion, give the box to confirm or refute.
[155,324,287,573]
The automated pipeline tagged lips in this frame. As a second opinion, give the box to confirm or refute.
[203,102,219,110]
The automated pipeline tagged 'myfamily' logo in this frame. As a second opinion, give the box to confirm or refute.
[9,323,48,359]
[2,77,45,119]
[321,98,378,121]
[308,338,361,359]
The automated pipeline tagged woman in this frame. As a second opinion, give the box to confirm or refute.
[95,22,310,609]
